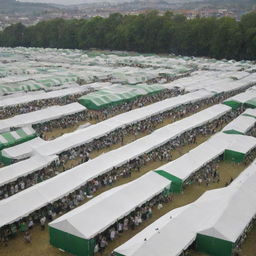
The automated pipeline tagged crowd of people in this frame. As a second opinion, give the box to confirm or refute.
[94,191,172,254]
[0,89,94,119]
[0,160,60,200]
[0,102,241,201]
[0,82,255,251]
[184,158,221,187]
[33,110,88,136]
[0,107,243,244]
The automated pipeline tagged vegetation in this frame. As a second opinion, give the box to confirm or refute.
[0,11,256,60]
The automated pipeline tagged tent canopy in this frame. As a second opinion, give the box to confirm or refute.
[114,160,256,256]
[0,103,86,133]
[0,127,37,151]
[49,171,170,239]
[34,90,216,157]
[79,84,165,110]
[0,104,230,228]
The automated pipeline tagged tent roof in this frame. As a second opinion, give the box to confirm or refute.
[0,127,36,149]
[1,137,47,160]
[0,85,91,108]
[0,154,57,186]
[114,160,256,256]
[0,104,230,228]
[35,90,214,156]
[49,172,170,239]
[0,103,86,133]
[223,109,256,134]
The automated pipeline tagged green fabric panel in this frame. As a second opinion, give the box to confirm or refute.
[49,227,95,256]
[196,233,234,256]
[0,129,36,150]
[2,133,17,144]
[155,170,183,193]
[16,129,28,137]
[245,98,256,109]
[222,101,241,109]
[0,151,13,165]
[223,130,244,135]
[114,252,126,256]
[242,113,256,119]
[224,150,245,163]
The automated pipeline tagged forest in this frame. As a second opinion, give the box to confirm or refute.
[0,11,256,60]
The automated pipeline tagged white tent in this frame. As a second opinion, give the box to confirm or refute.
[0,104,230,228]
[159,133,256,182]
[49,171,170,239]
[1,137,47,160]
[0,103,86,133]
[223,109,256,134]
[0,154,58,187]
[114,160,256,256]
[33,90,217,157]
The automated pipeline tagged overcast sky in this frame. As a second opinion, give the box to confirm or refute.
[18,0,125,5]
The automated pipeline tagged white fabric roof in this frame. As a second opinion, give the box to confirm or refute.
[1,137,47,160]
[49,171,170,239]
[162,71,255,94]
[34,90,215,156]
[0,86,84,108]
[0,154,58,187]
[243,108,256,118]
[159,133,256,181]
[0,103,86,133]
[0,104,229,227]
[114,160,256,256]
[223,110,256,134]
[224,90,256,104]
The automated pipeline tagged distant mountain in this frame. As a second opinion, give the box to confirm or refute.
[1,0,59,14]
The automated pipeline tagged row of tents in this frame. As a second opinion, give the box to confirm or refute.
[48,111,256,256]
[0,103,232,228]
[78,84,165,110]
[114,159,256,256]
[0,102,86,133]
[0,90,213,163]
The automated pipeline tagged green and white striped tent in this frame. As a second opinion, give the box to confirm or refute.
[0,127,37,154]
[78,84,164,110]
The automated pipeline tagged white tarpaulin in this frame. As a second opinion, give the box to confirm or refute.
[223,110,256,134]
[1,137,47,160]
[114,160,256,256]
[160,132,256,181]
[0,104,230,227]
[0,154,58,187]
[34,90,215,156]
[0,103,86,133]
[49,171,170,239]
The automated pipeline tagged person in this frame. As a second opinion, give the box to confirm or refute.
[40,216,46,230]
[24,231,31,243]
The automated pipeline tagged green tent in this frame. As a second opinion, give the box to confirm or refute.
[154,170,183,193]
[222,100,242,109]
[245,98,256,108]
[49,227,95,256]
[78,84,165,110]
[196,233,234,256]
[0,127,37,151]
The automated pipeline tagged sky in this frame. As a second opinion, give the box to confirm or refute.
[18,0,126,5]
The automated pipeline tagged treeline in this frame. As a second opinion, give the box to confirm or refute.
[0,11,256,60]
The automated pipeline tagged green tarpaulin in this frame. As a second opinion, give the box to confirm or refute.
[79,84,164,110]
[0,128,37,151]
